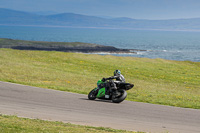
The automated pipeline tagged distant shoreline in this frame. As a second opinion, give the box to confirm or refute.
[2,8,200,32]
[1,24,200,32]
[0,38,146,54]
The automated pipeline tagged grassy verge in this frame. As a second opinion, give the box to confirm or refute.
[0,49,200,109]
[0,38,98,47]
[0,114,136,133]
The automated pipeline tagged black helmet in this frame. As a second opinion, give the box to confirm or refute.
[114,70,121,76]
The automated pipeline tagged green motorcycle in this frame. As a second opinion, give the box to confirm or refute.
[88,78,134,103]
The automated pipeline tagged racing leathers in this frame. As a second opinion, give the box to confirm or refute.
[102,74,125,94]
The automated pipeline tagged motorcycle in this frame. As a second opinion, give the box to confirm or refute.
[88,78,134,103]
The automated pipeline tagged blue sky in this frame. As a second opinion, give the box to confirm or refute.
[1,0,200,20]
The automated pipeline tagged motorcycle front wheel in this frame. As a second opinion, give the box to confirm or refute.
[112,89,127,103]
[88,88,97,100]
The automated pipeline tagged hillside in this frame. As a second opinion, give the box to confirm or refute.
[0,49,199,109]
[1,8,200,30]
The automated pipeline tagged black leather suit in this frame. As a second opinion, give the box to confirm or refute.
[103,74,125,94]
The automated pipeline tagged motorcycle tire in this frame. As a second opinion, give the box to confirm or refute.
[112,89,127,103]
[88,88,97,100]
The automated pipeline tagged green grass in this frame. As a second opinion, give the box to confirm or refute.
[0,114,136,133]
[0,49,200,109]
[0,38,99,48]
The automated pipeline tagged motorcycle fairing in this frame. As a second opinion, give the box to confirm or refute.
[96,87,106,98]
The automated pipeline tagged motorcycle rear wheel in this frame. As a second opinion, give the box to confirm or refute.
[112,89,127,103]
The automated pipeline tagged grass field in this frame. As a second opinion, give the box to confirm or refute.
[0,38,98,47]
[0,114,136,133]
[0,48,200,109]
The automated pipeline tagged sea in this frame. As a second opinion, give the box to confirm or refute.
[0,25,200,62]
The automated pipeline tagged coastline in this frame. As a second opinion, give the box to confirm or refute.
[0,38,146,54]
[2,24,200,32]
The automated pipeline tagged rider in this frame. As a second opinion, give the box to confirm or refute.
[102,70,125,95]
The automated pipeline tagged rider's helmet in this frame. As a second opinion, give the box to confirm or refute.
[114,70,121,76]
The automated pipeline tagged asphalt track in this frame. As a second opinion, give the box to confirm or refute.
[0,81,200,133]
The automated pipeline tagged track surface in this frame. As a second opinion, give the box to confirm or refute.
[0,81,200,133]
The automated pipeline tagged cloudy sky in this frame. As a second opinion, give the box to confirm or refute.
[1,0,200,20]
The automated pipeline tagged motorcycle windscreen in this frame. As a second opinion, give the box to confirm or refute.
[96,87,106,98]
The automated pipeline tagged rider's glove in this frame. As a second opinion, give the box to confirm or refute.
[102,78,106,82]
